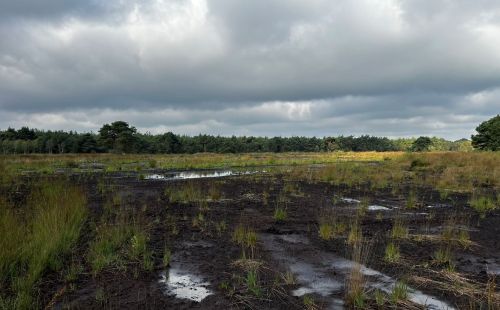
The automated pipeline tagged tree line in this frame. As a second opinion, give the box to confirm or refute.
[0,121,475,154]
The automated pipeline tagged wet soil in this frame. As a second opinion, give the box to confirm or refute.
[30,170,499,309]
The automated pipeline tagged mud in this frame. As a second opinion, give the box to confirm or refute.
[28,168,499,309]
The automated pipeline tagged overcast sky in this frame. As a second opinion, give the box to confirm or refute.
[1,0,499,139]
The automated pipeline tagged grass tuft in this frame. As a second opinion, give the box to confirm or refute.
[384,242,401,263]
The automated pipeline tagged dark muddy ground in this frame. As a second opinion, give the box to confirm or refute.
[34,170,499,309]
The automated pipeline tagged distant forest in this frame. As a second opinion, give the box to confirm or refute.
[0,121,472,154]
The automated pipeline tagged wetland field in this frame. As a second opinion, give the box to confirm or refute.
[0,152,499,309]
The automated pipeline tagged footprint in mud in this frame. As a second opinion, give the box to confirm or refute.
[261,234,455,310]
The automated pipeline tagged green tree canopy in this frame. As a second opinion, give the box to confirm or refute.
[471,115,500,151]
[411,136,432,152]
[98,121,138,153]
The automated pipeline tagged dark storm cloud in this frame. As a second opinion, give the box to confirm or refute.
[0,0,499,138]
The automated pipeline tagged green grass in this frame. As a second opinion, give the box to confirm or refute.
[470,196,497,218]
[88,220,153,274]
[347,221,362,246]
[0,205,24,283]
[345,262,366,308]
[318,223,335,240]
[162,248,172,267]
[0,180,87,309]
[303,294,317,310]
[245,270,261,297]
[165,182,204,204]
[391,217,408,239]
[215,220,227,237]
[0,152,404,176]
[391,281,408,303]
[273,207,287,222]
[433,247,453,265]
[232,225,258,259]
[405,190,417,209]
[88,222,133,275]
[374,289,385,306]
[318,217,347,240]
[384,242,401,263]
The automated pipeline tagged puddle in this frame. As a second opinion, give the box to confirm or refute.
[426,204,451,209]
[159,267,213,302]
[278,234,310,244]
[262,234,455,310]
[289,261,343,297]
[368,205,390,211]
[341,198,361,203]
[145,170,260,180]
[158,240,215,303]
[428,225,479,234]
[487,262,500,275]
[182,240,214,248]
[340,198,391,211]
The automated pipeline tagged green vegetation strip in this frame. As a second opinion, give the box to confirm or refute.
[0,181,87,309]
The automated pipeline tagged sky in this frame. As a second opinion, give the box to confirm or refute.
[1,0,500,140]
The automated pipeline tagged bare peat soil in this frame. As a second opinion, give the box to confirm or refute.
[33,171,498,309]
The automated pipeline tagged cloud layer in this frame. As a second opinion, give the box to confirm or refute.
[1,0,499,139]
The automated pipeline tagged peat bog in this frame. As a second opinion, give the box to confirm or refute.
[0,152,499,309]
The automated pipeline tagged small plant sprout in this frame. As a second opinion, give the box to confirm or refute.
[163,248,172,267]
[458,229,471,248]
[348,220,362,246]
[303,294,318,310]
[405,190,417,209]
[95,287,106,304]
[142,251,154,271]
[319,223,334,240]
[274,206,287,222]
[215,220,227,237]
[391,217,408,239]
[391,280,408,303]
[470,195,497,219]
[384,242,401,263]
[130,232,148,259]
[375,289,385,306]
[282,270,295,285]
[433,247,453,265]
[358,197,369,217]
[246,269,261,296]
[232,224,258,259]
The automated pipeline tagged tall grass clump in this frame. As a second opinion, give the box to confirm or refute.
[245,269,262,297]
[88,219,150,275]
[405,190,417,209]
[0,202,25,284]
[318,211,346,241]
[470,195,497,219]
[347,220,362,246]
[0,180,87,308]
[391,216,408,239]
[273,206,287,222]
[165,182,204,204]
[384,242,401,263]
[232,224,258,259]
[345,239,369,308]
[390,281,408,303]
[318,223,335,240]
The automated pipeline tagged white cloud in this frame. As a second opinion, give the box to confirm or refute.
[0,0,499,138]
